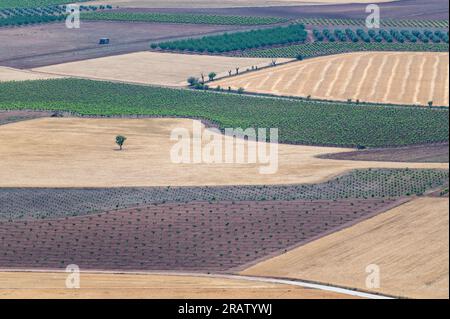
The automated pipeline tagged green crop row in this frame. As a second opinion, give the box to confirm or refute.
[238,42,449,58]
[295,18,449,29]
[82,11,288,26]
[154,24,307,53]
[0,79,448,148]
[0,14,65,27]
[0,1,90,9]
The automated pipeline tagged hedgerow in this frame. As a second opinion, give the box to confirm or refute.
[0,79,448,148]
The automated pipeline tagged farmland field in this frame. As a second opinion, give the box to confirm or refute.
[213,52,450,106]
[0,21,249,69]
[241,197,450,299]
[0,66,62,82]
[2,168,448,220]
[0,198,405,272]
[1,0,449,302]
[0,272,352,299]
[319,143,449,163]
[82,11,288,25]
[238,42,449,59]
[0,1,90,8]
[126,0,448,20]
[0,118,447,188]
[0,79,448,148]
[34,52,289,87]
[80,1,393,9]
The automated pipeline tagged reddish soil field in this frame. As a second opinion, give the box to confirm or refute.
[0,199,400,272]
[319,143,449,163]
[0,111,54,126]
[0,21,248,69]
[123,0,449,20]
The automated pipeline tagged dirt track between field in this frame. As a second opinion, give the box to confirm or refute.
[0,271,368,299]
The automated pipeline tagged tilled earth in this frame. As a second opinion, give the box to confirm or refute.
[0,21,249,69]
[319,143,449,163]
[0,198,401,272]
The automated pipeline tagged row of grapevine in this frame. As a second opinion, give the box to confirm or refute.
[153,24,307,53]
[0,14,65,27]
[295,18,449,29]
[0,78,447,147]
[82,11,288,26]
[313,28,449,44]
[239,42,449,59]
[0,1,91,9]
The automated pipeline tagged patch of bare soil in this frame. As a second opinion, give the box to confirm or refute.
[319,143,449,163]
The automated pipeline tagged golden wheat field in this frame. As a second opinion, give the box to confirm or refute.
[212,52,450,106]
[0,66,62,82]
[241,197,450,299]
[34,52,286,87]
[0,272,353,299]
[0,118,447,188]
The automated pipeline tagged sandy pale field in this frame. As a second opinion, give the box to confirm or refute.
[0,117,447,188]
[0,66,62,82]
[0,272,351,299]
[80,1,393,9]
[33,52,289,87]
[212,52,450,107]
[241,197,450,299]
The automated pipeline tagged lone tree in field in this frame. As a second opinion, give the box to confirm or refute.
[208,72,217,81]
[116,135,127,151]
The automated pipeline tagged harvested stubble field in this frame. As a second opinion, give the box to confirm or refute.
[241,197,449,299]
[0,21,249,69]
[212,52,450,106]
[34,52,288,87]
[0,118,448,188]
[320,143,449,163]
[1,168,448,221]
[0,272,351,299]
[0,66,62,82]
[0,79,448,148]
[0,199,402,272]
